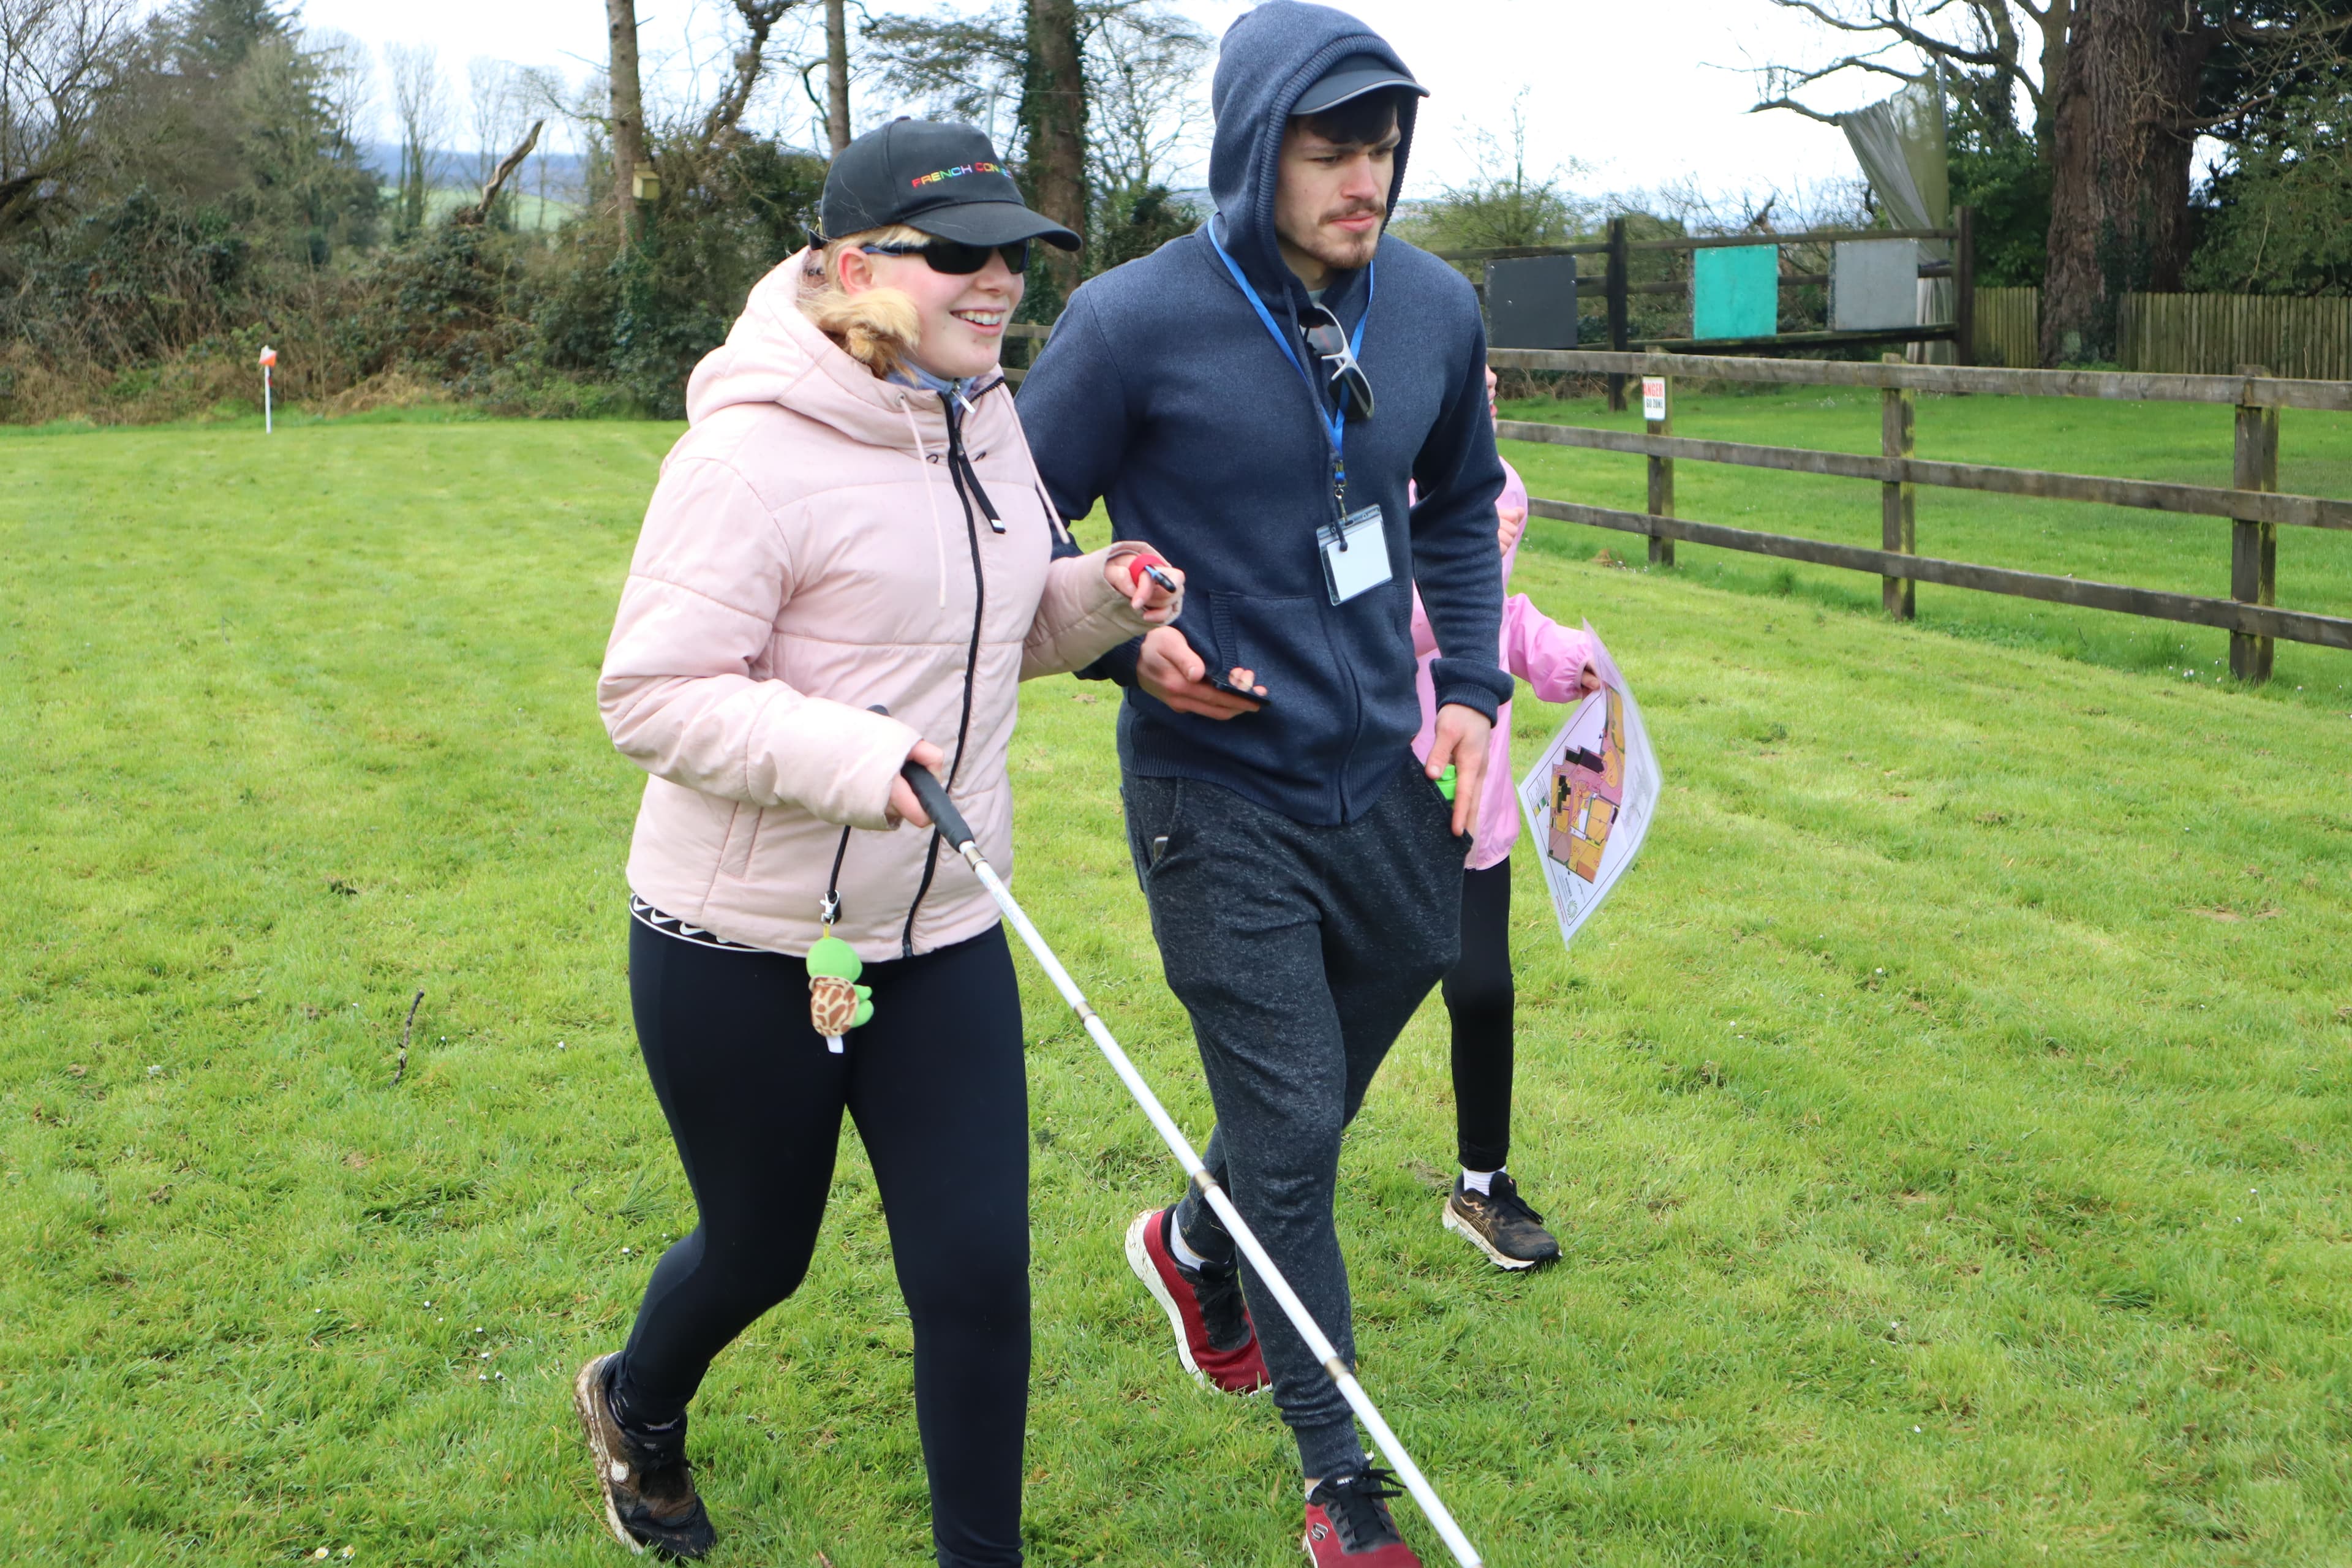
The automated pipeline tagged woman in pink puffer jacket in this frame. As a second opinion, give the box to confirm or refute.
[574,123,1181,1567]
[1408,371,1599,1274]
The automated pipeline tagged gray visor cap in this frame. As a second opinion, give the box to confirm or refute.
[1292,55,1427,117]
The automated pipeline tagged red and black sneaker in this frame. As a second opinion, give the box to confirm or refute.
[1303,1466,1422,1566]
[1124,1207,1270,1393]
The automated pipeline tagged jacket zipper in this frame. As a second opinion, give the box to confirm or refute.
[899,390,993,957]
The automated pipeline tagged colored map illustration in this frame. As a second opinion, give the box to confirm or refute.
[1544,687,1625,883]
[1515,625,1660,950]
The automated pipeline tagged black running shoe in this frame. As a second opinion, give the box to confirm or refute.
[573,1352,718,1559]
[1442,1171,1561,1270]
[1303,1466,1422,1564]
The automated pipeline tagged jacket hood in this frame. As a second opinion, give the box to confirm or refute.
[1207,1,1419,299]
[683,250,997,452]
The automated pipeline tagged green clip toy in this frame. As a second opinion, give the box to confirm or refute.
[806,932,873,1054]
[1435,764,1458,802]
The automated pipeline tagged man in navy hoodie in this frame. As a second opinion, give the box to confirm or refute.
[1018,4,1507,1562]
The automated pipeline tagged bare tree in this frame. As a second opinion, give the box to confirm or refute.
[863,7,1028,154]
[608,0,646,242]
[1753,0,2070,149]
[698,0,814,151]
[1025,0,1085,290]
[866,0,1208,190]
[453,115,543,225]
[0,0,138,233]
[385,42,444,236]
[466,55,522,187]
[1085,0,1208,190]
[303,26,371,157]
[511,63,571,219]
[824,0,849,153]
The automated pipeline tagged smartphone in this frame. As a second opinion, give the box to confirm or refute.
[1206,670,1272,708]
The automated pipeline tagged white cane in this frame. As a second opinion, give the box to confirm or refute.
[899,761,1487,1568]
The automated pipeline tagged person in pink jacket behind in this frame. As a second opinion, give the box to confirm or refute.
[1409,369,1599,1270]
[576,123,1182,1566]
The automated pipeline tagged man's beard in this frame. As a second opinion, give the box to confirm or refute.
[1290,205,1384,272]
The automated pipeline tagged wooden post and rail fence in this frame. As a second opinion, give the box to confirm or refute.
[1490,348,2349,683]
[1001,330,2351,686]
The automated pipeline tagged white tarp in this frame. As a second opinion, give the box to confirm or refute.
[1515,626,1659,950]
[1832,238,1921,331]
[1841,70,1952,360]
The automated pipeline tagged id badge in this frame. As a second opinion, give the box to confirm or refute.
[1317,504,1393,606]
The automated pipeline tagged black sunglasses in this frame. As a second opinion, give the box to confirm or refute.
[1302,304,1374,421]
[859,237,1031,276]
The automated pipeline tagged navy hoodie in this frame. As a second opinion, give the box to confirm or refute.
[1016,0,1510,826]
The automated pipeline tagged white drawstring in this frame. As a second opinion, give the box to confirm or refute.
[897,394,950,609]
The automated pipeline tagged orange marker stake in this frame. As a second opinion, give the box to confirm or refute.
[258,345,277,434]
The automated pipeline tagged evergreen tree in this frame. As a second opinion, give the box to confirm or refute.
[168,0,295,75]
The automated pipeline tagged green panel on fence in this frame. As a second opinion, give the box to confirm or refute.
[1692,244,1779,340]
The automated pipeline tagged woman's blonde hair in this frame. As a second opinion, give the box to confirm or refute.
[799,224,930,378]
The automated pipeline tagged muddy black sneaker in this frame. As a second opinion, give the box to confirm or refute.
[1442,1171,1560,1270]
[1303,1466,1422,1565]
[572,1352,718,1559]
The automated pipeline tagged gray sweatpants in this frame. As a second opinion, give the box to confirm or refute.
[1122,763,1466,1477]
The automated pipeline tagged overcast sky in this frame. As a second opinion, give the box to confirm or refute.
[292,0,1896,202]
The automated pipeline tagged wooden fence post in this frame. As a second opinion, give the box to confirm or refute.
[2231,364,2279,683]
[1881,352,1916,619]
[1953,205,1976,368]
[1644,356,1675,567]
[1605,217,1629,412]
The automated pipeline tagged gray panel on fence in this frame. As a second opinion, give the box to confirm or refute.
[1831,240,1919,331]
[1485,255,1579,349]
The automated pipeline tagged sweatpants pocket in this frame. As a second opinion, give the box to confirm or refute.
[1121,774,1184,885]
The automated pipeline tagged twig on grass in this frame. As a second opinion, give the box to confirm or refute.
[391,990,424,1087]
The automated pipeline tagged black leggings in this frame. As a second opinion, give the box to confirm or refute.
[1440,859,1514,1172]
[613,918,1029,1568]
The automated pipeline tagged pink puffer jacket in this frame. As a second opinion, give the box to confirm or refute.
[600,254,1159,961]
[1409,459,1596,870]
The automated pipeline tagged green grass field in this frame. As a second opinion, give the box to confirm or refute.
[2,409,2349,1567]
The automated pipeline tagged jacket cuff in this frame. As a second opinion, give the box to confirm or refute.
[1078,543,1163,636]
[1431,677,1504,723]
[1077,635,1144,686]
[785,699,923,829]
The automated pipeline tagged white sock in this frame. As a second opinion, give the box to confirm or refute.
[1167,1217,1213,1273]
[1461,1166,1501,1196]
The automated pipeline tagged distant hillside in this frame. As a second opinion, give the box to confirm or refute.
[356,141,590,203]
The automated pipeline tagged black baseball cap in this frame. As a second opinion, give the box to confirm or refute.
[1292,53,1427,117]
[821,119,1079,250]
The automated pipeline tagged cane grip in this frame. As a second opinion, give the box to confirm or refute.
[900,760,975,851]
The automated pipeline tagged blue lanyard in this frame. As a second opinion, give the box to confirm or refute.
[1207,219,1372,499]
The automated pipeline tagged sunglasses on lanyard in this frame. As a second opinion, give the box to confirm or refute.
[859,237,1031,276]
[1300,303,1374,421]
